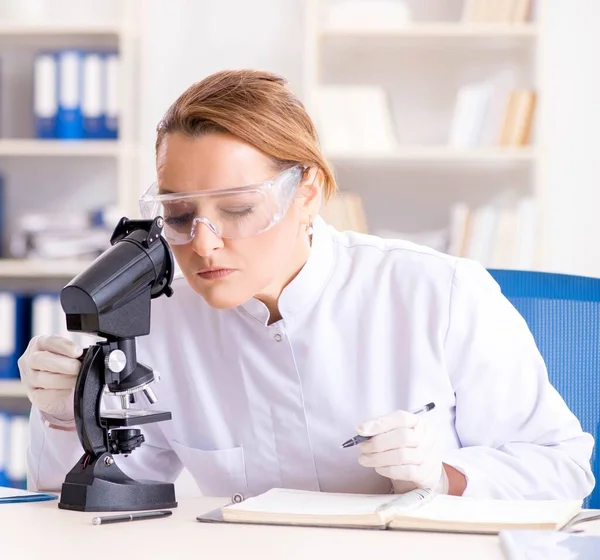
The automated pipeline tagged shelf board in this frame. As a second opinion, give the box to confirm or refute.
[325,146,537,164]
[320,23,539,39]
[0,139,121,157]
[0,380,27,398]
[0,258,92,279]
[0,23,121,37]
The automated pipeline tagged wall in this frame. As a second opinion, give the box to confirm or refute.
[540,1,600,277]
[138,0,304,192]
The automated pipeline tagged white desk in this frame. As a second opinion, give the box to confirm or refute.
[2,496,599,560]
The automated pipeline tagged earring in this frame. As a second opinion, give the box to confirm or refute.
[306,220,314,247]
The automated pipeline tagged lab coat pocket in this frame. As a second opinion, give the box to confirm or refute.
[171,440,247,497]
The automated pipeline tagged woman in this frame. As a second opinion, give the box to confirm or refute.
[19,69,594,501]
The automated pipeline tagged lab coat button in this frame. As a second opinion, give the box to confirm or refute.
[232,493,245,503]
[274,333,282,342]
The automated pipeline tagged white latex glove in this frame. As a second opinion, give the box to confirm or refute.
[18,335,83,427]
[356,409,449,494]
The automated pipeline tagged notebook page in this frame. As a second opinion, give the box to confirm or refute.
[401,495,582,524]
[225,488,396,516]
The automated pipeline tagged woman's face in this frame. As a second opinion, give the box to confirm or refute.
[155,132,318,309]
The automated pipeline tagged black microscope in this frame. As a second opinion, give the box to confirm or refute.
[56,216,177,512]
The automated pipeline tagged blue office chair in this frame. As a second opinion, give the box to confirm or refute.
[487,269,600,509]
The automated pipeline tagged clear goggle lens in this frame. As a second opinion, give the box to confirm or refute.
[139,165,304,244]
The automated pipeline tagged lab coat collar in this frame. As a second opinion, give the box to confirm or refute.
[239,216,335,326]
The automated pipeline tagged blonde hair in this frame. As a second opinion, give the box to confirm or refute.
[155,69,337,200]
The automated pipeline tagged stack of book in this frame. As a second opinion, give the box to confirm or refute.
[9,207,117,260]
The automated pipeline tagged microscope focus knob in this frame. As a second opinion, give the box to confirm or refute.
[106,349,127,373]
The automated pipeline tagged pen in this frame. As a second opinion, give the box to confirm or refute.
[92,510,173,525]
[341,402,436,449]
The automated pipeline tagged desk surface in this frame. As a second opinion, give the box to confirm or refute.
[2,496,599,560]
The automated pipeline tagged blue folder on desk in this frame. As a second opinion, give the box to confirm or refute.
[0,486,57,504]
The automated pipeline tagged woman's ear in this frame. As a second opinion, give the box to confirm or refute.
[297,167,323,223]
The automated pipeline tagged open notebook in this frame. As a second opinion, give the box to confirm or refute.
[209,488,583,534]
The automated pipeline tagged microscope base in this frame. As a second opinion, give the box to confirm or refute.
[58,452,178,512]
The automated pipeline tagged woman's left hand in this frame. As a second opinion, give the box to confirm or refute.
[356,409,449,494]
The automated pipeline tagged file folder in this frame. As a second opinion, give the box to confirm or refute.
[56,50,84,140]
[103,51,119,139]
[0,412,8,487]
[5,415,28,489]
[33,51,58,139]
[0,293,32,379]
[0,486,57,503]
[82,51,104,139]
[0,173,5,258]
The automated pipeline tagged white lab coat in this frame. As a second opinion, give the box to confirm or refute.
[27,217,595,501]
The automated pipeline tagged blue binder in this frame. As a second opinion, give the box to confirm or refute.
[0,174,5,258]
[0,412,8,487]
[102,50,119,139]
[56,49,84,140]
[33,51,58,139]
[0,293,32,379]
[4,414,29,490]
[82,50,104,139]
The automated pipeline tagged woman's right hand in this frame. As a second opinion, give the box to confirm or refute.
[18,335,83,425]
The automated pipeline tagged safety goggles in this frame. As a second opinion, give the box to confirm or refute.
[139,165,305,244]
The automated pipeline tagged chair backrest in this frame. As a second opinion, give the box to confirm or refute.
[488,269,600,508]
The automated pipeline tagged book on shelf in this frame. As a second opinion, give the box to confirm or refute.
[319,191,369,233]
[461,0,532,23]
[449,81,536,148]
[447,197,538,269]
[499,90,537,147]
[200,487,583,535]
[0,412,29,490]
[0,174,5,259]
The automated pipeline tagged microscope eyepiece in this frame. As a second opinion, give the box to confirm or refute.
[60,217,174,339]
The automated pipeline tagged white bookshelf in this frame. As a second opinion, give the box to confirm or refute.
[0,139,122,157]
[326,145,538,163]
[0,380,27,398]
[0,1,142,403]
[304,0,544,270]
[0,258,91,278]
[0,0,142,283]
[320,22,539,38]
[0,23,122,37]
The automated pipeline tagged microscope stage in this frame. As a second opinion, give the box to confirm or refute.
[101,409,172,427]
